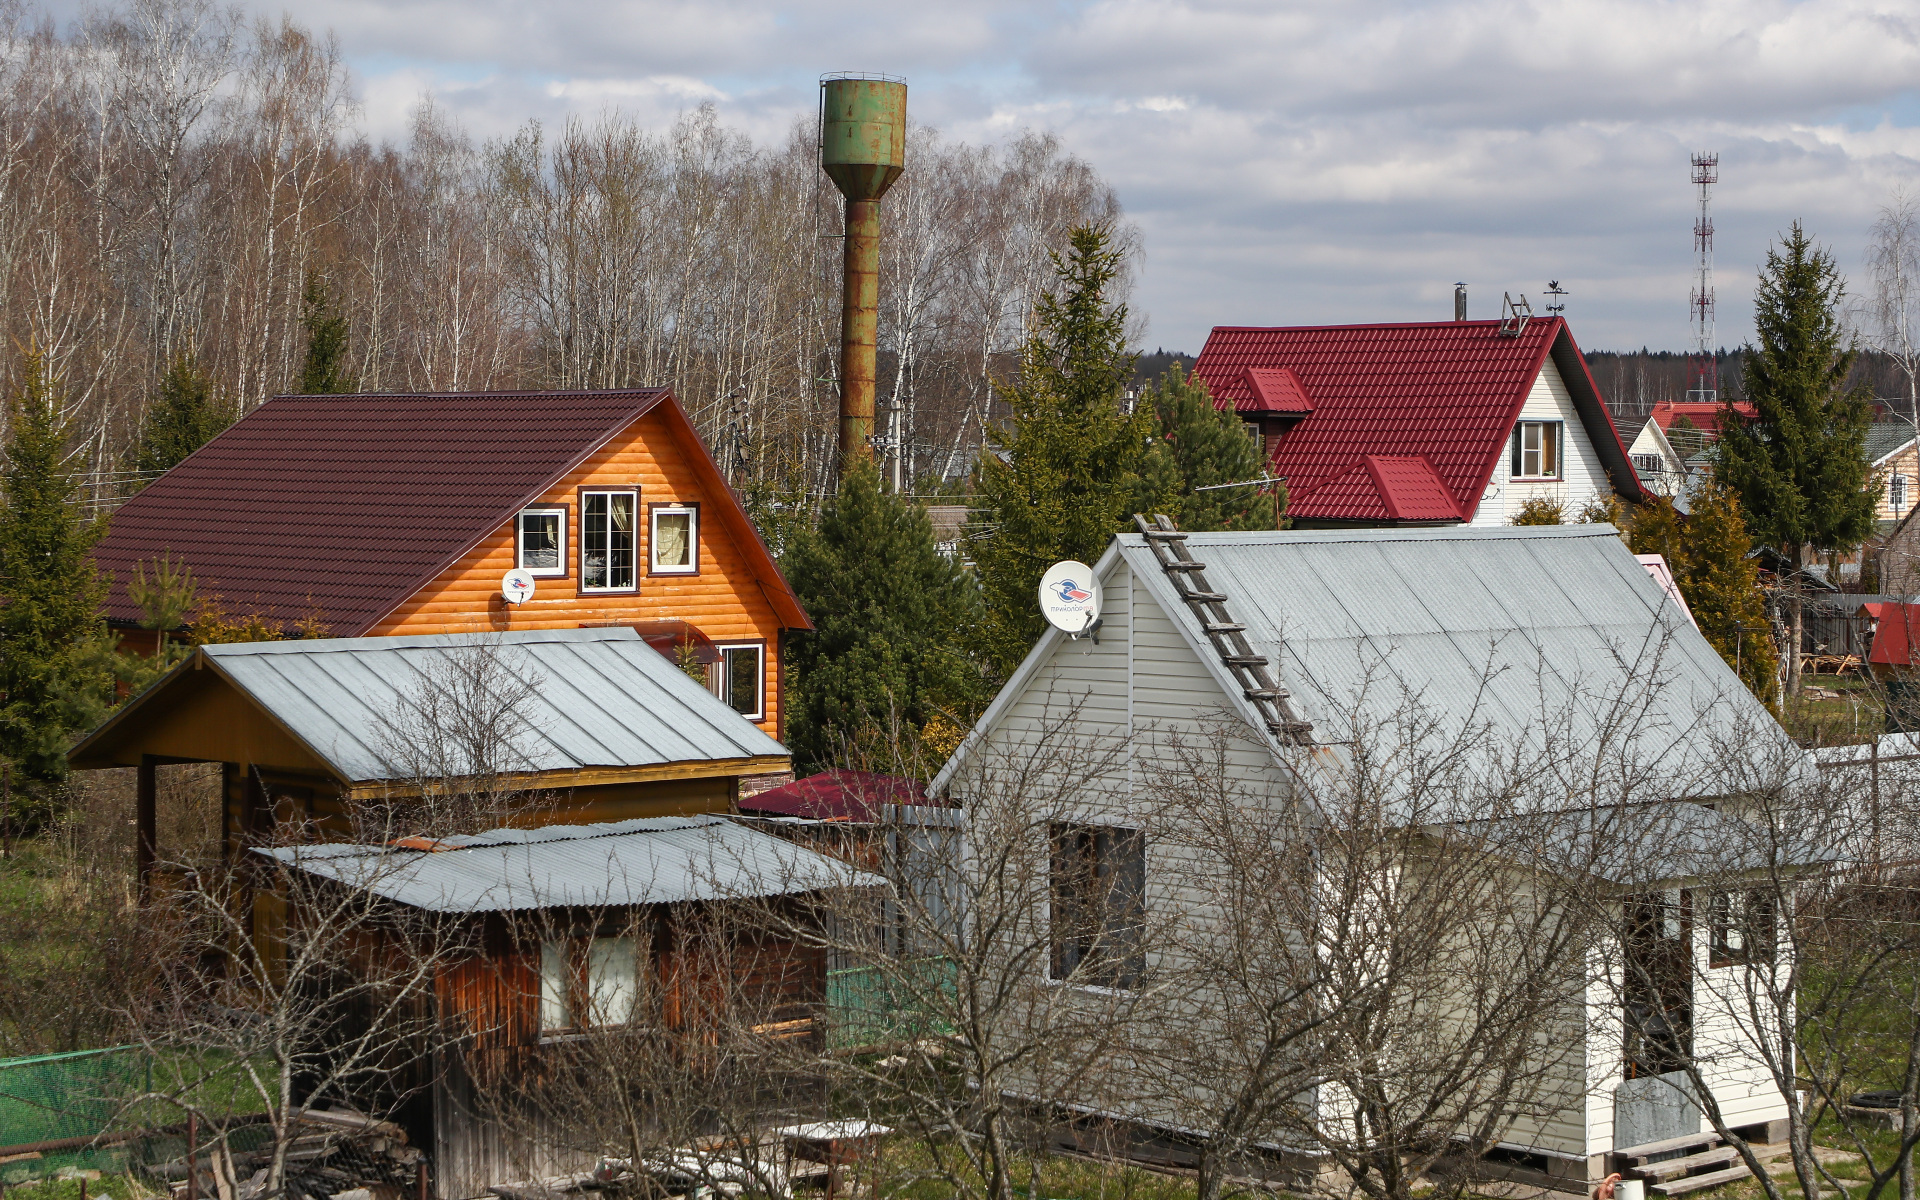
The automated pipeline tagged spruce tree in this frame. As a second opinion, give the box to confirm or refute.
[0,350,117,787]
[783,459,986,773]
[1134,364,1284,531]
[297,270,356,395]
[135,350,231,477]
[972,224,1152,676]
[1716,222,1875,696]
[1680,484,1780,707]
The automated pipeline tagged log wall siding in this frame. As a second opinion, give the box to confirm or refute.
[368,406,788,737]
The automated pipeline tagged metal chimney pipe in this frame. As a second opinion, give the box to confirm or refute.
[1454,283,1468,322]
[820,76,907,470]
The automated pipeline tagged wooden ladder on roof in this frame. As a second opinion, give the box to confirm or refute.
[1133,513,1314,745]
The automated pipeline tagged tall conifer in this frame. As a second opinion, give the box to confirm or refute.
[784,460,985,773]
[298,271,356,395]
[135,350,231,477]
[971,224,1151,676]
[1716,222,1875,696]
[1134,364,1283,532]
[0,350,116,785]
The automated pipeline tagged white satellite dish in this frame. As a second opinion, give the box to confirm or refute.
[1038,561,1102,636]
[501,569,536,605]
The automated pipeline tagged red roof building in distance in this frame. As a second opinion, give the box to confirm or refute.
[1647,397,1757,435]
[735,769,929,821]
[92,389,810,737]
[1192,317,1646,527]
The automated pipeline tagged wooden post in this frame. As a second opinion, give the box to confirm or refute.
[186,1113,197,1200]
[417,1158,429,1200]
[137,755,158,901]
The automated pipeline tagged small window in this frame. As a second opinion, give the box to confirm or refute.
[1632,453,1664,479]
[1049,823,1145,989]
[517,507,567,577]
[1894,474,1909,513]
[582,492,636,591]
[540,940,573,1031]
[540,935,641,1031]
[651,505,698,574]
[710,643,764,720]
[1511,421,1564,480]
[1709,889,1777,967]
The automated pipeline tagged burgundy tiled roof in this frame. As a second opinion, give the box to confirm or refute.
[1194,318,1641,522]
[1295,455,1462,523]
[96,389,679,636]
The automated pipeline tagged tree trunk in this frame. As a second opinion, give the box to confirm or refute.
[1787,551,1806,698]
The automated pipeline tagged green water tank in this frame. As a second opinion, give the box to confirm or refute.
[821,76,907,202]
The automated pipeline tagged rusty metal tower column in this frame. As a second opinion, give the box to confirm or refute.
[820,74,906,471]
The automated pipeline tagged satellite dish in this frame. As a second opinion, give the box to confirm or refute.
[501,569,536,605]
[1038,561,1102,636]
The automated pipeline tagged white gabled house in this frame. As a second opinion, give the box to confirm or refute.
[930,524,1817,1194]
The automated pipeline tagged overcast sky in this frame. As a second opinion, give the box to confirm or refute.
[128,0,1920,352]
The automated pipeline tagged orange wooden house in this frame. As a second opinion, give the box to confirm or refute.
[93,389,810,741]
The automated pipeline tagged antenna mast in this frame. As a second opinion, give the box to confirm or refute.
[1688,153,1718,402]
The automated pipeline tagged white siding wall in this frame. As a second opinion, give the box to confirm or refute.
[1471,358,1615,525]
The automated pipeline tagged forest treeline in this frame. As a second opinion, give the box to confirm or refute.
[0,0,1127,512]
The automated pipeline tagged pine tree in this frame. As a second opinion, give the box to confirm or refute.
[972,224,1152,676]
[298,270,356,395]
[0,350,117,788]
[1134,364,1284,531]
[1716,221,1875,696]
[1679,484,1780,707]
[783,459,986,773]
[135,350,231,477]
[1626,495,1685,567]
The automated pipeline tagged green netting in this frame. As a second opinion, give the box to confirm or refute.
[825,958,957,1049]
[0,1047,147,1151]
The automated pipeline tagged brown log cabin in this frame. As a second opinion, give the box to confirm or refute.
[92,388,810,744]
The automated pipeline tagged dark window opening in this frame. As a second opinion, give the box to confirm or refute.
[1050,822,1145,989]
[1623,890,1693,1078]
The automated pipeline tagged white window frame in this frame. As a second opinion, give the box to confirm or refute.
[516,507,568,578]
[650,504,699,575]
[1511,420,1565,481]
[1894,474,1909,512]
[538,933,642,1033]
[581,490,638,593]
[709,641,765,721]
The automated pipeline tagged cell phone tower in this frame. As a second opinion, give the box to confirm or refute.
[1687,153,1719,402]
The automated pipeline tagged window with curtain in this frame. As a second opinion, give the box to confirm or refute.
[539,935,642,1031]
[1049,822,1146,989]
[582,492,636,590]
[652,506,696,574]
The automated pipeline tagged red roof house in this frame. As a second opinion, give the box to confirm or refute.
[735,769,929,822]
[1192,317,1645,527]
[1648,397,1756,436]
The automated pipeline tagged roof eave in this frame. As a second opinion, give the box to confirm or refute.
[1550,324,1648,506]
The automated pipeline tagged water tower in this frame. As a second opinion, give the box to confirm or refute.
[819,74,906,469]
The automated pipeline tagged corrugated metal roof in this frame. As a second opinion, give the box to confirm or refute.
[258,816,873,911]
[1299,455,1463,523]
[1191,318,1644,521]
[1114,525,1799,805]
[194,627,785,783]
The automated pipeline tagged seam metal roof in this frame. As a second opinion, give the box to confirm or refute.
[188,627,785,782]
[1113,525,1797,808]
[259,815,875,912]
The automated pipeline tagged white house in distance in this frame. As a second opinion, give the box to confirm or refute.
[1191,316,1648,526]
[931,524,1812,1195]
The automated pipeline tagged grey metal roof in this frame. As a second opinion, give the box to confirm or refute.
[1112,525,1801,806]
[195,627,784,783]
[258,816,874,912]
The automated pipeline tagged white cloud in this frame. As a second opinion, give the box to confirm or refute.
[39,0,1920,352]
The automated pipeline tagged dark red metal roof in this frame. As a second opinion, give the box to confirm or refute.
[93,389,811,637]
[1868,603,1920,667]
[1193,318,1643,522]
[735,769,928,821]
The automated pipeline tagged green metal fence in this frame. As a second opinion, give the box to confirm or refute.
[0,1046,151,1185]
[824,958,957,1049]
